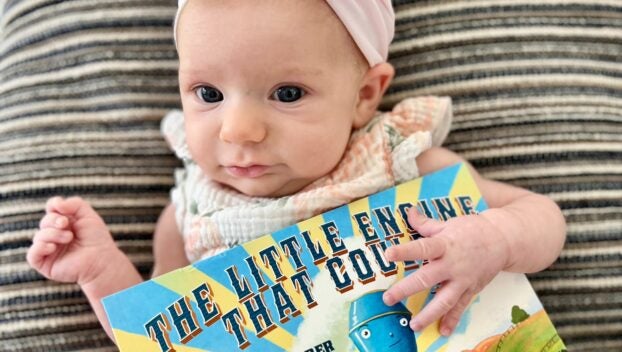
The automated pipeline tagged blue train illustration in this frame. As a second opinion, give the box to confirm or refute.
[348,290,418,352]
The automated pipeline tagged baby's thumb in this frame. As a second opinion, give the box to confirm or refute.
[46,196,93,219]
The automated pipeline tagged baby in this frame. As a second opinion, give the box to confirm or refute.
[27,0,566,343]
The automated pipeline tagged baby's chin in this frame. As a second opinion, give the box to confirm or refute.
[221,178,311,199]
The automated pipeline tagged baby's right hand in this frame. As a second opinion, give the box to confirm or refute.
[27,196,118,286]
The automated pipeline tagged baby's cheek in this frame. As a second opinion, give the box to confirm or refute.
[289,143,339,175]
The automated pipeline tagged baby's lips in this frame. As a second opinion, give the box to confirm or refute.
[225,165,269,178]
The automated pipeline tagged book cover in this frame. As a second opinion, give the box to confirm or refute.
[103,163,565,352]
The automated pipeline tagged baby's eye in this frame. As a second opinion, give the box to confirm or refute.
[272,86,305,103]
[196,86,223,103]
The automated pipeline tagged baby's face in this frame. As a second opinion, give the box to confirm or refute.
[177,0,368,197]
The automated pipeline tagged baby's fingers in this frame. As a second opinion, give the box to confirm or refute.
[26,241,57,270]
[383,262,449,305]
[39,213,69,230]
[407,208,445,236]
[384,236,446,262]
[410,282,465,332]
[45,196,65,213]
[439,290,474,336]
[33,228,74,245]
[46,196,92,220]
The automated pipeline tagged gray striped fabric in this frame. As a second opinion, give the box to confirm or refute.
[1,0,179,351]
[0,0,619,351]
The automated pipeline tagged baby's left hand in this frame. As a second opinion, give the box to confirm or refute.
[382,208,510,336]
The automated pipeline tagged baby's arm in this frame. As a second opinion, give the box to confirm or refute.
[383,147,566,335]
[152,203,189,277]
[417,147,566,272]
[27,197,142,341]
[27,198,188,342]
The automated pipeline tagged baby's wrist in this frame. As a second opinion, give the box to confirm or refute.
[79,245,143,306]
[479,208,518,271]
[78,246,127,288]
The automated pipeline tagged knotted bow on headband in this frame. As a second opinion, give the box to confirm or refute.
[174,0,394,67]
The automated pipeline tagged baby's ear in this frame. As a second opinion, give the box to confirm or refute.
[353,62,395,128]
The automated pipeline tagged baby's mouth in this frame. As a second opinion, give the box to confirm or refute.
[225,165,269,178]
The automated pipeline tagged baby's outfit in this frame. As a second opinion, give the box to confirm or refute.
[161,97,452,262]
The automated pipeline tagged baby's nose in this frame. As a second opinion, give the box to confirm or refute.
[219,102,267,144]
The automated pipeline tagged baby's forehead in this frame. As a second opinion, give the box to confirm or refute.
[174,0,394,68]
[176,1,366,69]
[176,1,341,41]
[176,1,338,34]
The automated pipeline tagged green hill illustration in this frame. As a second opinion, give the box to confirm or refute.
[465,308,565,352]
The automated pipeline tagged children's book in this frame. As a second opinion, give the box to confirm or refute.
[103,163,565,352]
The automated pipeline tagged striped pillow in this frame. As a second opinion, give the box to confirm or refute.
[0,0,179,350]
[0,1,619,351]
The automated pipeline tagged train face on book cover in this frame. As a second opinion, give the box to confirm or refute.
[103,163,565,352]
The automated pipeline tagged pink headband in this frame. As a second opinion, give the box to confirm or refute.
[174,0,395,67]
